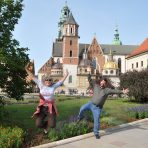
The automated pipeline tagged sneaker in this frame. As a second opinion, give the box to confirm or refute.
[43,129,48,134]
[95,134,100,139]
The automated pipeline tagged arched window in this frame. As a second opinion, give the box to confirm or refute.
[110,70,114,74]
[69,75,72,83]
[70,50,72,57]
[92,58,96,69]
[70,27,73,34]
[65,28,68,34]
[57,58,60,63]
[70,40,72,45]
[118,58,121,73]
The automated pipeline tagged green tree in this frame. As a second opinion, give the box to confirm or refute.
[120,69,148,102]
[0,0,30,100]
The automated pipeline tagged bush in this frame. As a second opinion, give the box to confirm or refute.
[48,121,91,142]
[120,69,148,102]
[0,126,24,148]
[101,117,124,126]
[126,105,148,119]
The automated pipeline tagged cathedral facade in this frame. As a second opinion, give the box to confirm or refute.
[38,3,139,94]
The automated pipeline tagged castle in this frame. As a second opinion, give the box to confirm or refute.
[37,3,148,94]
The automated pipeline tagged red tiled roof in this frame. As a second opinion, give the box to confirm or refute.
[127,38,148,58]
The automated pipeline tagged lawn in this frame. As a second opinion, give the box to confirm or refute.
[2,96,142,130]
[2,96,89,130]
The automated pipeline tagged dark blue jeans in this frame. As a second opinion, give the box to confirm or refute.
[78,101,102,136]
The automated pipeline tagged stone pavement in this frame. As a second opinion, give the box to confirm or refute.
[32,118,148,148]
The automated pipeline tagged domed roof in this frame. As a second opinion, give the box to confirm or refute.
[103,61,118,69]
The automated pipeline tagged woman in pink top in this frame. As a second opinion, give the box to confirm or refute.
[25,63,69,134]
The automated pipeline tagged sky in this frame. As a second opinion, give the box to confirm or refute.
[13,0,148,74]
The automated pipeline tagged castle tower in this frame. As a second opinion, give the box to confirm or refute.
[62,12,79,65]
[62,12,79,88]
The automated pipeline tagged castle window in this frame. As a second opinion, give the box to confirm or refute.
[118,58,121,73]
[65,28,68,34]
[69,75,72,83]
[141,61,143,67]
[105,70,108,74]
[70,27,73,34]
[70,50,72,57]
[110,70,113,74]
[92,58,96,69]
[132,63,134,69]
[136,62,138,68]
[70,40,72,45]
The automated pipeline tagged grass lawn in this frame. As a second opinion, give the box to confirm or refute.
[2,96,142,131]
[2,96,89,130]
[104,99,140,121]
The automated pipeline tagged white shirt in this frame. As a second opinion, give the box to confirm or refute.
[34,78,62,101]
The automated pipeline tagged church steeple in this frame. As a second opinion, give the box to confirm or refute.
[112,26,122,45]
[57,1,70,41]
[108,49,113,62]
[63,12,79,37]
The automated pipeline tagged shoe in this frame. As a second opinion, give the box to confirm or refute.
[95,134,100,139]
[43,129,48,134]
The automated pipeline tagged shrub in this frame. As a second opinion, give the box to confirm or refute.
[48,121,91,142]
[48,129,59,142]
[101,117,124,126]
[126,105,148,119]
[120,69,148,102]
[0,126,24,148]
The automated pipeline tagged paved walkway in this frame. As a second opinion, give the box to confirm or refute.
[32,118,148,148]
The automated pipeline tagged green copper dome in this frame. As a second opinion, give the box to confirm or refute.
[112,26,122,45]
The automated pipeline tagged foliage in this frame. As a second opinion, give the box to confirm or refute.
[101,117,124,126]
[120,69,148,102]
[126,105,148,119]
[48,121,91,142]
[0,0,30,100]
[0,126,24,148]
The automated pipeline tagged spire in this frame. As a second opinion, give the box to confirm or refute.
[83,45,87,59]
[112,25,122,45]
[64,12,79,26]
[57,3,71,41]
[108,49,113,61]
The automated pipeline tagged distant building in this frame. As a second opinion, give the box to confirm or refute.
[126,38,148,71]
[38,3,141,94]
